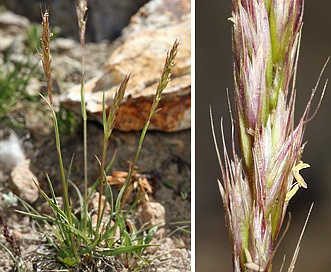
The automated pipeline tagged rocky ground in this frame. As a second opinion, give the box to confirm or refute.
[0,5,191,272]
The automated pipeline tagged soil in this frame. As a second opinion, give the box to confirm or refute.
[0,122,191,272]
[0,8,191,272]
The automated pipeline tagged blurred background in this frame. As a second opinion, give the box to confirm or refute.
[196,1,331,271]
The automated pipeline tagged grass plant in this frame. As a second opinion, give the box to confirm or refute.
[15,2,179,270]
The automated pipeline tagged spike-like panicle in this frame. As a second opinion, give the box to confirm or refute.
[40,7,53,106]
[212,0,324,271]
[75,0,88,46]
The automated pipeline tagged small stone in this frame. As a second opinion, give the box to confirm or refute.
[137,201,165,227]
[0,36,13,52]
[11,160,39,203]
[0,11,30,28]
[53,37,78,52]
[25,77,43,96]
[170,248,187,258]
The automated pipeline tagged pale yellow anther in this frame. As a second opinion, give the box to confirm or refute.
[244,262,264,271]
[228,17,235,23]
[292,161,310,188]
[286,161,310,202]
[244,248,253,263]
[285,184,299,201]
[244,248,264,271]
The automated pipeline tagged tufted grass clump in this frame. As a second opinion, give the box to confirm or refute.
[17,1,179,270]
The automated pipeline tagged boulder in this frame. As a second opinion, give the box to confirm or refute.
[60,0,190,132]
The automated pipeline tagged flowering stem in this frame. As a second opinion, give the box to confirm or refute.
[118,40,179,210]
[75,0,88,233]
[40,7,79,263]
[95,75,128,235]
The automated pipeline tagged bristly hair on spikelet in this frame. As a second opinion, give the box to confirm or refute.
[211,0,328,271]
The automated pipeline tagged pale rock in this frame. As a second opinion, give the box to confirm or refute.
[61,0,190,132]
[170,248,188,257]
[52,37,78,53]
[25,77,43,96]
[0,10,30,28]
[11,159,39,203]
[137,201,165,227]
[0,35,13,52]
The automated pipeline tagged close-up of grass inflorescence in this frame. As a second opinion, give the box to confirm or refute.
[211,0,327,271]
